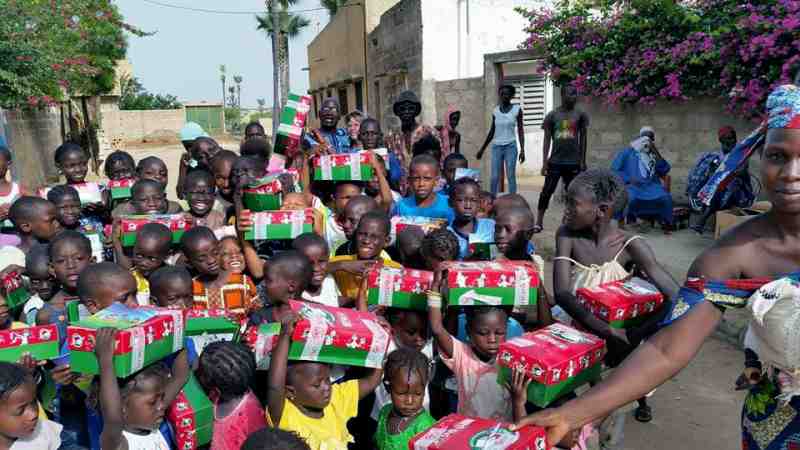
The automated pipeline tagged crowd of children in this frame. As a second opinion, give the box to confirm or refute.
[0,99,679,450]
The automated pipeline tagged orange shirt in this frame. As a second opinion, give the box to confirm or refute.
[192,272,259,313]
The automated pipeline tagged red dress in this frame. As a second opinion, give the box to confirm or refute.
[210,391,267,450]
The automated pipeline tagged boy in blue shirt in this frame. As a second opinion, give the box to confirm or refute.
[393,154,454,222]
[447,177,495,260]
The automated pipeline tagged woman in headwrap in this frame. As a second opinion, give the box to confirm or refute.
[611,126,673,232]
[687,126,755,233]
[515,84,800,450]
[385,90,441,195]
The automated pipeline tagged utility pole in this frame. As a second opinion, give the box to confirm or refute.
[268,0,280,140]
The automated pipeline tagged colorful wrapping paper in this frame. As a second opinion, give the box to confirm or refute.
[242,175,283,212]
[443,261,539,307]
[243,209,314,241]
[107,178,135,201]
[67,304,184,377]
[120,214,191,247]
[245,300,390,370]
[167,374,213,450]
[1,271,30,309]
[366,265,433,310]
[497,323,606,407]
[390,216,447,236]
[183,309,243,355]
[312,151,373,181]
[0,324,60,362]
[409,414,547,450]
[39,182,103,205]
[576,278,665,328]
[274,93,312,157]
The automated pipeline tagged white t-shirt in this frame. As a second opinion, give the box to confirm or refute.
[11,419,62,450]
[370,339,434,420]
[122,429,170,450]
[301,275,341,307]
[324,209,347,256]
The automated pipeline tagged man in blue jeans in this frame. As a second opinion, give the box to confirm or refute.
[536,85,589,233]
[477,84,526,196]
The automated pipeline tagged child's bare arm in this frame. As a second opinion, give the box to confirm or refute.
[367,151,394,213]
[356,277,369,312]
[267,313,297,426]
[508,368,532,423]
[358,367,384,400]
[111,219,132,270]
[96,328,128,450]
[428,268,454,359]
[164,349,190,405]
[626,238,681,341]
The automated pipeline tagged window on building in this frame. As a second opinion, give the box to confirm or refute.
[354,80,364,112]
[507,75,547,131]
[326,89,332,98]
[338,87,349,114]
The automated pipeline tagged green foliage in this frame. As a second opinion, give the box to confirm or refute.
[0,0,148,108]
[320,0,348,17]
[118,76,181,110]
[224,107,242,133]
[255,0,311,38]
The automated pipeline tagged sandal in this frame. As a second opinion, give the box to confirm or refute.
[532,224,543,234]
[634,404,653,423]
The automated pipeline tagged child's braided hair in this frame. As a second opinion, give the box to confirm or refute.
[420,228,459,262]
[198,341,256,403]
[242,428,310,450]
[570,168,628,215]
[383,347,431,391]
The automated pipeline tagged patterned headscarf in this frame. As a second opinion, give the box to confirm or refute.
[767,84,800,129]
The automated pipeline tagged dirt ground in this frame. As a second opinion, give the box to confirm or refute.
[122,144,744,449]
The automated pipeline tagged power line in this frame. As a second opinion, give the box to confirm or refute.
[138,0,350,15]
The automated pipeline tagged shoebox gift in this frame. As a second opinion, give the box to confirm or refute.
[366,265,433,310]
[408,414,547,450]
[1,271,30,309]
[443,261,538,307]
[242,175,283,212]
[107,178,135,201]
[390,216,447,236]
[120,214,191,247]
[243,209,314,241]
[67,303,184,377]
[497,323,606,407]
[167,374,213,450]
[184,309,243,354]
[279,93,312,128]
[576,277,665,328]
[312,151,373,181]
[0,324,60,362]
[40,182,102,205]
[245,300,390,370]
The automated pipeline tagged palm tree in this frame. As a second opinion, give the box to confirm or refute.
[256,1,310,109]
[233,74,243,108]
[219,64,227,107]
[228,86,236,109]
[320,0,347,17]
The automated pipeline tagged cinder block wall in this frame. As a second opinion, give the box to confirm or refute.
[434,77,486,162]
[581,98,757,203]
[2,108,62,190]
[101,108,185,143]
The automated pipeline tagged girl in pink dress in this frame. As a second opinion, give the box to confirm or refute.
[196,341,268,450]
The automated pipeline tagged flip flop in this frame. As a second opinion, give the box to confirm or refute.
[532,224,543,234]
[634,404,652,423]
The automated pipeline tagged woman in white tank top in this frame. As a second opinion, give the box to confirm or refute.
[477,84,526,195]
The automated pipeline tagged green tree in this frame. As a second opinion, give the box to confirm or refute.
[233,74,243,108]
[257,98,266,113]
[219,64,227,107]
[320,0,348,17]
[118,76,181,110]
[256,1,310,108]
[0,0,147,108]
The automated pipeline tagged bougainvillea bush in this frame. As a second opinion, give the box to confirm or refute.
[0,0,148,108]
[517,0,800,118]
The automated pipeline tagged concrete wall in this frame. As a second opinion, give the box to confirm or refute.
[435,76,485,161]
[582,98,756,202]
[366,0,423,129]
[1,108,62,190]
[307,2,366,93]
[101,108,185,143]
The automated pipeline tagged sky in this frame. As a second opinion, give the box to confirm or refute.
[114,0,331,108]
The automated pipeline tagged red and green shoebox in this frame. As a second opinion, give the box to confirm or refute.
[442,261,539,307]
[497,323,606,408]
[245,300,390,370]
[1,271,30,309]
[184,309,243,355]
[576,277,665,329]
[66,303,184,377]
[390,216,447,237]
[39,182,103,205]
[366,264,433,310]
[244,209,313,241]
[120,214,191,247]
[279,93,312,128]
[0,324,60,362]
[107,178,135,201]
[312,151,373,181]
[242,175,283,212]
[167,374,213,450]
[409,414,547,450]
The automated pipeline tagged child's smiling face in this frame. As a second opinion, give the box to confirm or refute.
[219,238,245,274]
[58,149,89,183]
[108,159,135,181]
[53,193,82,229]
[355,218,389,260]
[185,178,215,218]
